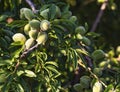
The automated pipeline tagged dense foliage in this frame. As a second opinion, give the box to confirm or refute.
[0,0,120,92]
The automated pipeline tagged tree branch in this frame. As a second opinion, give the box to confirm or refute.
[90,0,108,32]
[14,44,39,72]
[25,0,36,13]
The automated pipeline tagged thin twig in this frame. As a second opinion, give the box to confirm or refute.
[14,44,39,72]
[90,0,108,32]
[78,61,107,88]
[87,67,107,88]
[20,44,39,59]
[25,0,36,13]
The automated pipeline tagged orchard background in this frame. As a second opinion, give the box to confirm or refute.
[0,0,120,92]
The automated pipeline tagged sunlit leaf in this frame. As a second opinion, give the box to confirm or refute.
[24,70,36,77]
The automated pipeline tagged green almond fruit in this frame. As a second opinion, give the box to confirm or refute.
[80,76,91,89]
[23,8,35,20]
[40,20,50,31]
[92,50,105,61]
[29,19,40,30]
[116,46,120,55]
[93,81,102,92]
[40,9,49,19]
[70,16,77,22]
[29,29,38,39]
[93,68,103,77]
[36,32,48,45]
[60,49,66,56]
[97,0,105,3]
[73,83,84,92]
[99,61,108,68]
[12,33,26,44]
[25,38,35,50]
[24,23,31,35]
[82,37,91,46]
[0,37,8,48]
[76,33,83,40]
[75,26,86,35]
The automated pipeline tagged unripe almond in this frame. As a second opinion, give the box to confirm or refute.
[23,8,35,20]
[97,0,105,3]
[70,16,77,22]
[29,19,40,30]
[60,49,66,56]
[12,33,26,44]
[25,38,35,50]
[73,83,84,92]
[36,32,48,45]
[80,76,91,89]
[29,29,38,39]
[24,23,31,35]
[82,37,91,46]
[116,46,120,55]
[93,68,103,77]
[75,26,86,35]
[76,33,83,40]
[93,81,102,92]
[99,61,108,68]
[40,20,50,31]
[92,50,105,61]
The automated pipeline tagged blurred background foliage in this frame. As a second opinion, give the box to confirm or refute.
[68,0,120,48]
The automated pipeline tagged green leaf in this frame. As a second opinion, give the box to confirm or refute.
[10,41,24,46]
[39,4,51,12]
[85,22,89,32]
[46,65,60,78]
[0,58,12,66]
[24,70,36,77]
[20,78,30,92]
[0,72,9,83]
[7,20,27,28]
[1,74,14,92]
[76,48,89,56]
[17,84,24,92]
[49,4,57,20]
[45,61,58,67]
[104,84,114,92]
[72,50,78,69]
[17,70,24,76]
[116,84,120,92]
[0,37,8,48]
[2,29,14,37]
